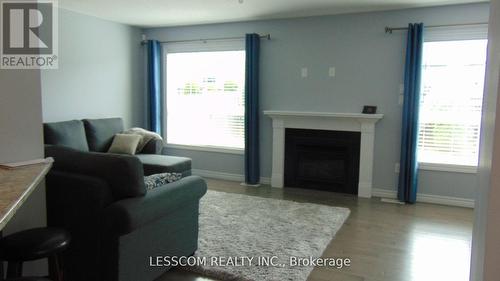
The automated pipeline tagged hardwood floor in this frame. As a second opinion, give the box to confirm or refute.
[157,179,473,281]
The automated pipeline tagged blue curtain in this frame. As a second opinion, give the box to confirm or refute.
[398,23,424,203]
[147,40,163,135]
[244,34,260,185]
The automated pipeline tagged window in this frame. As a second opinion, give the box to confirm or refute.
[165,42,245,151]
[417,39,488,167]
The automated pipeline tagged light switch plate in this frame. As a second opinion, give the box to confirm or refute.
[329,67,336,77]
[399,84,404,94]
[301,67,308,78]
[398,95,404,105]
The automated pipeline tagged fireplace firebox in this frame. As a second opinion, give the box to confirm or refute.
[284,129,360,194]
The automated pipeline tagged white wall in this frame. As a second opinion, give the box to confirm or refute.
[471,0,500,279]
[41,9,145,128]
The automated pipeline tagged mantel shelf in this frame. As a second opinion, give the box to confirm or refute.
[263,110,383,120]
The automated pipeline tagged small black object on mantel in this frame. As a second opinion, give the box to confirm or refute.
[362,106,377,114]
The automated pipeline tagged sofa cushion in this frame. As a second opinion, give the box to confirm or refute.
[141,139,163,154]
[135,154,191,177]
[83,118,124,152]
[44,120,89,152]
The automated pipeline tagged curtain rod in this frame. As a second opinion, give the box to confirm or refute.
[141,34,271,45]
[385,22,488,34]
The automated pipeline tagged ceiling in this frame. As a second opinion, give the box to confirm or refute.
[58,0,486,28]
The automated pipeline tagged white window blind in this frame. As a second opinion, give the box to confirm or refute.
[417,39,488,166]
[165,43,245,150]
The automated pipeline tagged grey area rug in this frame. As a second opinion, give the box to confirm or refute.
[186,190,350,281]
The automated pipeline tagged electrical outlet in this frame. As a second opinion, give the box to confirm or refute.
[329,67,336,77]
[398,95,404,105]
[301,67,308,78]
[399,84,404,94]
[395,163,400,173]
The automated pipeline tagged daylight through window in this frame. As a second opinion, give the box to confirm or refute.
[418,39,488,166]
[166,49,245,150]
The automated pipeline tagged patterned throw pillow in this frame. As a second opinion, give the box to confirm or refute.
[144,173,183,190]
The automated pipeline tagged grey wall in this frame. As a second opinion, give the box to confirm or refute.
[146,3,489,199]
[0,68,47,275]
[0,70,43,163]
[41,9,145,129]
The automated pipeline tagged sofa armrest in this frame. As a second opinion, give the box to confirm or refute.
[46,170,114,227]
[103,175,207,236]
[45,145,146,200]
[46,170,114,280]
[141,139,163,154]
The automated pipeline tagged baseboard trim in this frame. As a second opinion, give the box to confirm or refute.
[191,170,474,208]
[372,188,397,199]
[192,169,271,185]
[372,188,475,208]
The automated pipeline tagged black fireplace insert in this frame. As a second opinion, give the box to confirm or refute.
[284,128,360,194]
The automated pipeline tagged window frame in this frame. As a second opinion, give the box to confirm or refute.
[162,39,246,153]
[417,24,488,174]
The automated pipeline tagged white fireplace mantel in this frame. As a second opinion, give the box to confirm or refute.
[264,110,383,198]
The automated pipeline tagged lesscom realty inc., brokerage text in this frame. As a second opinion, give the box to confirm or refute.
[149,255,351,269]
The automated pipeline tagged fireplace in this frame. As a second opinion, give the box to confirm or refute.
[284,129,360,194]
[264,111,383,198]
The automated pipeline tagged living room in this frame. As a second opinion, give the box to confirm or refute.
[1,0,500,281]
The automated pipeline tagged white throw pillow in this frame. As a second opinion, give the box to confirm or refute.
[107,134,142,155]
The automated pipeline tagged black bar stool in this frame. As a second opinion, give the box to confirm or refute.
[0,228,70,281]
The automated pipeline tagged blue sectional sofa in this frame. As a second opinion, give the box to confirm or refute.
[43,118,206,281]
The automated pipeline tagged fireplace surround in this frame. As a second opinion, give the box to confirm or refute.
[264,111,383,198]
